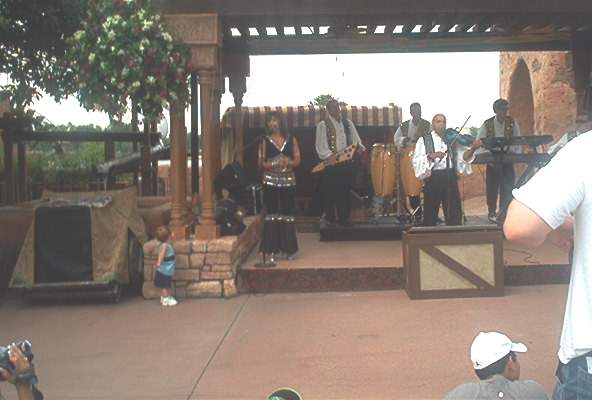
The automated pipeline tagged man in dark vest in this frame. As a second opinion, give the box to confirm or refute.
[478,98,521,223]
[394,102,431,222]
[315,100,365,227]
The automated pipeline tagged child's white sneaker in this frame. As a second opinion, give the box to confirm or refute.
[163,296,178,306]
[160,296,166,305]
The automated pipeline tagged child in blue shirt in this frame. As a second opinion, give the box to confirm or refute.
[154,226,177,306]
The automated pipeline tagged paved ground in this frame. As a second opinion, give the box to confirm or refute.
[0,285,567,400]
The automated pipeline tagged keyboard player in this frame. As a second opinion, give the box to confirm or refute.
[477,98,521,223]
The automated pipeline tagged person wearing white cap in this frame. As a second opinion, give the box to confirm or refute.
[504,132,592,399]
[445,331,548,399]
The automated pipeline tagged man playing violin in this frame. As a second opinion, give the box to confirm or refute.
[412,114,481,226]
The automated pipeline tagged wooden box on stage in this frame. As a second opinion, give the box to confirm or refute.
[403,225,504,299]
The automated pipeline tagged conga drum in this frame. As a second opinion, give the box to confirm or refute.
[400,145,423,197]
[370,143,397,197]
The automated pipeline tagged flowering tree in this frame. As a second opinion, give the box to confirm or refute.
[0,0,84,111]
[62,0,191,121]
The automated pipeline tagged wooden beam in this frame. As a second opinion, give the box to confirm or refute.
[156,0,592,17]
[455,23,473,33]
[420,20,435,33]
[244,31,573,54]
[402,23,415,34]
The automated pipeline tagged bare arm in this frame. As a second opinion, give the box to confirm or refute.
[463,138,482,161]
[503,199,552,247]
[156,243,168,268]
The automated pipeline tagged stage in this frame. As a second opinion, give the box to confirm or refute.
[239,198,571,293]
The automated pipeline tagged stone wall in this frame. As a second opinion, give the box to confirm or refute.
[142,215,262,299]
[500,52,577,136]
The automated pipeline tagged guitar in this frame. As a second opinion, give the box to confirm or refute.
[312,143,360,174]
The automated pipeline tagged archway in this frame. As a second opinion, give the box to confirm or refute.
[508,59,535,135]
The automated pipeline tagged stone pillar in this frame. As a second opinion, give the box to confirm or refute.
[164,13,222,239]
[169,101,190,239]
[196,69,221,239]
[224,41,250,166]
[190,73,200,195]
[229,75,246,165]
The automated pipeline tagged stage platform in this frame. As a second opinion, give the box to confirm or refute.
[240,197,571,293]
[239,232,570,294]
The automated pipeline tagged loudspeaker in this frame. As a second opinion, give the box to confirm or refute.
[35,206,93,283]
[403,225,504,299]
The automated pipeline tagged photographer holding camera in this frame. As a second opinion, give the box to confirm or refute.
[0,343,42,400]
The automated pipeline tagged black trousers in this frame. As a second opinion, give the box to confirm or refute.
[423,169,462,226]
[264,186,295,215]
[486,163,515,215]
[409,195,422,216]
[321,163,353,224]
[261,185,298,255]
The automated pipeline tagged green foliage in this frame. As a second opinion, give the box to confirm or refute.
[310,94,339,107]
[0,0,86,109]
[60,0,191,120]
[26,121,136,190]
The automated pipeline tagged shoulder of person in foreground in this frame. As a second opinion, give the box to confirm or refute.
[444,382,479,399]
[510,379,549,399]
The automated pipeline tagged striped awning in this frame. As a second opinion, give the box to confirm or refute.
[221,105,401,129]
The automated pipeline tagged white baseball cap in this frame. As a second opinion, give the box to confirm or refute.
[470,331,528,370]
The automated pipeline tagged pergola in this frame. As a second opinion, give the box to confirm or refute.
[155,0,592,240]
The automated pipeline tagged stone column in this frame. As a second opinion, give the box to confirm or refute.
[190,73,200,195]
[169,101,190,239]
[196,69,221,239]
[163,13,222,239]
[229,75,247,165]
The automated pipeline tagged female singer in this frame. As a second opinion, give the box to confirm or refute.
[258,111,301,264]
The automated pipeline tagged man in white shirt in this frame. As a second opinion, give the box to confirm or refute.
[394,102,431,222]
[503,131,592,399]
[315,100,365,226]
[478,98,521,223]
[413,114,481,226]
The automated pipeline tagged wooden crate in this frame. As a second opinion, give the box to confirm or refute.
[403,225,504,299]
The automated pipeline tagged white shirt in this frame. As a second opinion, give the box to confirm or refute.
[512,131,592,364]
[315,115,365,160]
[477,116,522,154]
[394,120,431,148]
[412,131,474,180]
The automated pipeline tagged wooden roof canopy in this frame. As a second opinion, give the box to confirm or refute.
[155,0,592,54]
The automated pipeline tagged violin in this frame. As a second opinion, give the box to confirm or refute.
[444,128,476,147]
[442,115,475,147]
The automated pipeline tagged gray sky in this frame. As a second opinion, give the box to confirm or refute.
[32,52,500,129]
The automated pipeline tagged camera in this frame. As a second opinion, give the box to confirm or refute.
[0,340,34,377]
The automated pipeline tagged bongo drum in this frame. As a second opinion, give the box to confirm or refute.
[370,143,397,197]
[400,145,423,197]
